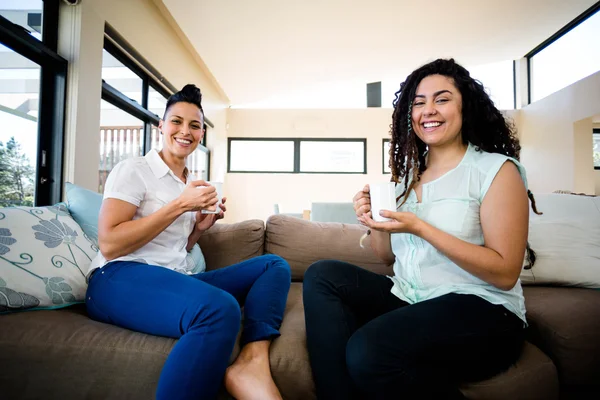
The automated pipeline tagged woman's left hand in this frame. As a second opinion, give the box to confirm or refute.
[358,209,423,236]
[195,197,227,232]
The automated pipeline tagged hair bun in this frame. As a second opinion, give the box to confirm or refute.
[180,84,202,104]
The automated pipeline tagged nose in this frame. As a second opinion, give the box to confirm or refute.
[181,123,191,136]
[423,100,437,116]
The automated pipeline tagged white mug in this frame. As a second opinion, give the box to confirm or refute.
[369,182,396,222]
[201,181,223,214]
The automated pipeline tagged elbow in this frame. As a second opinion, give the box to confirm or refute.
[98,240,120,261]
[496,271,520,291]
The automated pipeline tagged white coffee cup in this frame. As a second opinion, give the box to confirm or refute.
[369,182,396,222]
[201,181,223,214]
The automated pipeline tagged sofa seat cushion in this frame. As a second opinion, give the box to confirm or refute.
[523,286,600,385]
[265,215,391,281]
[0,304,174,399]
[460,341,558,400]
[270,282,315,400]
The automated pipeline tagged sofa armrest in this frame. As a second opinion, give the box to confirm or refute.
[198,219,265,271]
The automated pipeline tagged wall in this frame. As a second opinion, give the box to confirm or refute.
[223,108,520,223]
[57,0,228,192]
[518,70,600,194]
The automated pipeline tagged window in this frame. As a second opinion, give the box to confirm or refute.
[528,5,600,102]
[300,140,365,173]
[0,1,43,42]
[468,60,515,110]
[228,139,295,172]
[99,25,213,192]
[0,1,66,206]
[383,139,391,174]
[594,129,600,170]
[228,138,366,173]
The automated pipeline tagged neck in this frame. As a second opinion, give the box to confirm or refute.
[158,150,187,180]
[426,139,468,169]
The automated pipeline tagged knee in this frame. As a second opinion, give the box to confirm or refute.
[205,290,241,331]
[346,329,380,388]
[303,260,342,290]
[262,254,291,277]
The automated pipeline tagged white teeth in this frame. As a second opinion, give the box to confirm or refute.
[423,122,442,128]
[175,138,192,144]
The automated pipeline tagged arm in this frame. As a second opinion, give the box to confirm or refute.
[362,162,529,290]
[185,197,228,251]
[353,184,395,264]
[98,198,187,260]
[420,162,528,290]
[98,180,218,260]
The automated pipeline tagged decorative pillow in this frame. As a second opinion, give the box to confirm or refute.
[520,193,600,288]
[0,204,97,313]
[65,182,103,245]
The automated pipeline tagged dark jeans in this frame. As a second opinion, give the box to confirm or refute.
[86,254,291,400]
[303,260,525,400]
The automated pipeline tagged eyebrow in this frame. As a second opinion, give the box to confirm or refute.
[414,89,452,98]
[170,114,202,124]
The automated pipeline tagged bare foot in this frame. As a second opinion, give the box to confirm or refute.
[224,355,282,400]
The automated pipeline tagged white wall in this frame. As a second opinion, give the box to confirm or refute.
[518,70,600,194]
[223,108,520,223]
[57,0,228,192]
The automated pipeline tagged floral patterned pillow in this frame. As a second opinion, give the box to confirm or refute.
[0,204,97,313]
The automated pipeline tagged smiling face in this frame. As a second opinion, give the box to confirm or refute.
[411,74,463,149]
[158,101,204,160]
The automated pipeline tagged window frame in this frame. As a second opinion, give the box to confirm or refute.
[594,128,600,171]
[227,137,367,174]
[0,0,67,206]
[524,2,600,105]
[382,138,391,174]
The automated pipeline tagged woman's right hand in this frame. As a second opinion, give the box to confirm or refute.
[179,180,219,212]
[353,184,371,219]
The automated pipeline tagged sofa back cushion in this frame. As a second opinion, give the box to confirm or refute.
[198,219,265,271]
[520,193,600,288]
[265,215,391,281]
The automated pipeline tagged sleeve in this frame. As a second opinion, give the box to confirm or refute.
[479,156,528,202]
[102,160,146,207]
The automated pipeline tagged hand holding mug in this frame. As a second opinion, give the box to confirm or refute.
[180,180,218,211]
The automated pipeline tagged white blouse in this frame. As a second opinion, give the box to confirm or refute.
[389,142,528,323]
[88,149,197,277]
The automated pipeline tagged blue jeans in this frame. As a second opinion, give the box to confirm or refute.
[85,254,291,400]
[303,260,525,400]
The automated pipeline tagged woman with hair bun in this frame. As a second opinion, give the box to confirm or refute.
[87,84,290,400]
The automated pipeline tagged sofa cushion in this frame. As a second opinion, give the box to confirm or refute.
[198,219,265,271]
[270,282,315,400]
[0,204,96,313]
[0,304,174,399]
[265,215,391,281]
[523,286,600,386]
[460,341,559,400]
[520,194,600,288]
[65,182,103,245]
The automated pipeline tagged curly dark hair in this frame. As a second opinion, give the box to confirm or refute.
[389,58,541,268]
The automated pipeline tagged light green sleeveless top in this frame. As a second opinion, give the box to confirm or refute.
[389,142,528,324]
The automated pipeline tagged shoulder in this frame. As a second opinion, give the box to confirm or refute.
[463,143,528,201]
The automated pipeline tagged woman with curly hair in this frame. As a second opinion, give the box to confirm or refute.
[303,59,541,399]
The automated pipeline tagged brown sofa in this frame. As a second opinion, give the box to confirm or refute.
[2,215,599,399]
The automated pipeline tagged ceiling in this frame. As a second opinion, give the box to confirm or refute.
[161,0,598,106]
